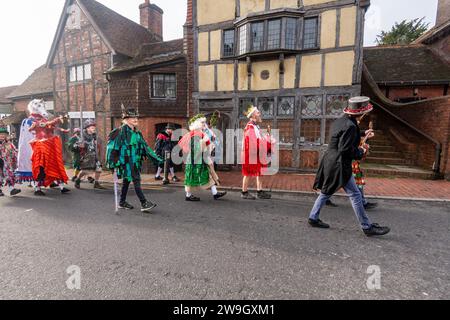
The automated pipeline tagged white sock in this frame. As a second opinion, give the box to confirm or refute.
[186,192,192,197]
[59,183,65,190]
[8,185,13,192]
[211,185,218,196]
[156,167,163,177]
[170,168,175,177]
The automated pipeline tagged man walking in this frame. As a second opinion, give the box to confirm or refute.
[308,97,390,237]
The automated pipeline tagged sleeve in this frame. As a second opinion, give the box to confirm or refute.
[338,125,364,161]
[106,129,121,169]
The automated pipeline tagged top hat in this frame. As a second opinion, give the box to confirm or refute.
[343,96,373,116]
[165,123,176,130]
[121,104,140,119]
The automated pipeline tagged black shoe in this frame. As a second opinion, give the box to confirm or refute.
[61,188,71,194]
[75,179,81,189]
[186,195,200,202]
[93,182,107,190]
[257,190,272,199]
[308,219,330,229]
[163,179,170,185]
[141,201,157,213]
[10,189,21,196]
[34,190,46,196]
[119,202,134,210]
[326,199,338,207]
[214,192,227,200]
[241,192,256,200]
[50,182,59,189]
[71,176,77,182]
[172,176,180,182]
[155,176,163,181]
[87,177,95,184]
[364,202,378,210]
[363,223,390,237]
[0,190,4,197]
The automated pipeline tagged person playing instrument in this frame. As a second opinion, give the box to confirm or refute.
[154,123,179,183]
[0,121,21,197]
[308,96,390,237]
[106,106,162,213]
[178,114,227,202]
[241,105,275,200]
[67,128,82,182]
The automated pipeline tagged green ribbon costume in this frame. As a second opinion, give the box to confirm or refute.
[106,125,162,182]
[184,134,211,187]
[67,136,81,170]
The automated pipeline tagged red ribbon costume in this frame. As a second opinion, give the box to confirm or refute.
[29,115,68,187]
[241,121,272,177]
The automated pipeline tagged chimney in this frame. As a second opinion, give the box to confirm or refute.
[140,0,164,41]
[436,0,450,26]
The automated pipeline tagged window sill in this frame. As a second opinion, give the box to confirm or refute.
[224,47,320,60]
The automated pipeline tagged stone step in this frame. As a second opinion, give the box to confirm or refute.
[365,157,408,165]
[368,151,403,158]
[370,145,397,152]
[361,164,435,180]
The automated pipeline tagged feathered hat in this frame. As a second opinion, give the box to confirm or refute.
[83,119,96,129]
[121,103,140,119]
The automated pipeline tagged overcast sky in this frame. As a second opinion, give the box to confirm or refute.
[0,0,438,87]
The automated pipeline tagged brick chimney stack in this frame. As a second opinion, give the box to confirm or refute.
[140,0,164,41]
[436,0,450,26]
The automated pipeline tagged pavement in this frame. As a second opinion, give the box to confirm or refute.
[68,169,450,202]
[0,184,449,300]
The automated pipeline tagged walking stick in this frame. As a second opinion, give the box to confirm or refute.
[113,169,119,214]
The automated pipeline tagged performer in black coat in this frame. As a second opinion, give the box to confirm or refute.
[154,123,179,182]
[308,96,390,237]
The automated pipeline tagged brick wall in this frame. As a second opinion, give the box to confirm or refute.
[380,85,448,101]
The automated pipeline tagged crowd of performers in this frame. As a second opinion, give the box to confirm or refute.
[0,95,389,237]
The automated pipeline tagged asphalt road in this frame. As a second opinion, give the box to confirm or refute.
[0,184,448,300]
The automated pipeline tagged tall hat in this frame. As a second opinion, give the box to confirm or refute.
[121,103,140,119]
[165,123,176,130]
[83,119,96,129]
[343,96,373,116]
[0,120,9,134]
[244,105,259,119]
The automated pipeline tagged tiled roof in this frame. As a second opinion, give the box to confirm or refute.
[78,0,159,57]
[363,45,450,84]
[0,86,18,104]
[8,65,53,99]
[108,39,185,73]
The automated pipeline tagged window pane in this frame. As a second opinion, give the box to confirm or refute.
[301,96,323,117]
[303,17,318,49]
[152,74,165,97]
[84,64,92,80]
[258,98,274,118]
[278,120,294,144]
[300,119,321,144]
[69,67,76,82]
[239,25,248,55]
[267,19,281,50]
[285,18,297,50]
[77,65,84,81]
[251,22,264,51]
[239,98,254,117]
[164,74,176,98]
[223,30,235,57]
[278,97,295,117]
[326,94,349,116]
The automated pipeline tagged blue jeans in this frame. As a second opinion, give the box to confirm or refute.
[309,176,372,230]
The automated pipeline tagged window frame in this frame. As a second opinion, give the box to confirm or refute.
[68,63,92,83]
[222,29,236,58]
[302,16,320,50]
[150,73,177,100]
[267,18,282,50]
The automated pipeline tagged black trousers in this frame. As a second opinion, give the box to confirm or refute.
[120,170,146,204]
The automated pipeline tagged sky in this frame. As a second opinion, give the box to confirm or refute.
[0,0,439,88]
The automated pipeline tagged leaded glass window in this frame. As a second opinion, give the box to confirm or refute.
[151,74,176,99]
[239,25,248,55]
[267,19,281,50]
[300,119,321,144]
[251,22,264,51]
[301,96,323,117]
[326,94,349,116]
[223,29,235,57]
[258,98,274,118]
[303,17,318,49]
[278,97,295,117]
[239,98,255,117]
[285,18,297,50]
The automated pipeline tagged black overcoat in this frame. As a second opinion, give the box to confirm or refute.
[313,116,364,195]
